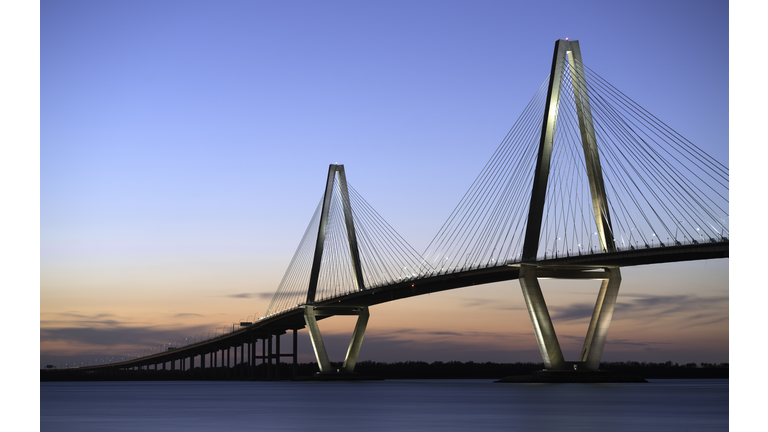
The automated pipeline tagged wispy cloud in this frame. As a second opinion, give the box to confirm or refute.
[461,298,525,311]
[544,293,728,323]
[226,292,273,299]
[40,312,127,328]
[615,293,728,321]
[550,304,596,322]
[40,324,215,348]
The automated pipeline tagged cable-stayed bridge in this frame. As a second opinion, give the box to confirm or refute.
[53,40,728,379]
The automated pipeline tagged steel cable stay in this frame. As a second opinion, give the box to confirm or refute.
[482,95,548,265]
[347,184,427,281]
[445,103,542,270]
[574,58,728,178]
[569,63,729,221]
[347,199,390,285]
[355,185,427,280]
[561,76,599,254]
[554,101,584,257]
[352,191,403,284]
[574,59,728,183]
[462,128,539,269]
[442,77,548,269]
[551,65,583,255]
[432,105,539,272]
[562,66,624,252]
[561,108,586,255]
[465,129,538,269]
[591,96,697,244]
[324,182,355,299]
[536,66,570,258]
[347,206,386,286]
[587,87,723,243]
[568,62,728,246]
[584,101,658,247]
[582,90,652,247]
[550,73,591,256]
[585,74,729,218]
[497,157,536,264]
[472,91,550,267]
[422,77,550,270]
[557,73,641,252]
[265,196,323,316]
[348,199,393,287]
[315,182,339,302]
[555,85,576,254]
[586,93,677,244]
[547,83,592,254]
[589,87,728,239]
[353,198,409,285]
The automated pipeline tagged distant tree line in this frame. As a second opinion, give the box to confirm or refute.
[41,360,728,381]
[345,360,728,379]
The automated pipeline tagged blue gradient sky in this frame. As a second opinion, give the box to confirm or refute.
[36,0,730,368]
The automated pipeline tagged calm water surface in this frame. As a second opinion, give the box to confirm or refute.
[40,379,728,431]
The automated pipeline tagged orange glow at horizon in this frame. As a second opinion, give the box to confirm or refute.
[41,258,728,367]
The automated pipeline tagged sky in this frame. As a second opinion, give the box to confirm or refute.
[29,0,735,369]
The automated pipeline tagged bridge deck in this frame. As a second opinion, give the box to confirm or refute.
[72,241,726,372]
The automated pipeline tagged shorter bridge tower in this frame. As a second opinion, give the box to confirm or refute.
[302,164,370,374]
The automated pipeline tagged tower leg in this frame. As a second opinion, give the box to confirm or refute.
[304,306,332,373]
[580,267,621,370]
[519,265,565,370]
[342,307,369,373]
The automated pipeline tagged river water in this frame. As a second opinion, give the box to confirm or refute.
[40,379,728,431]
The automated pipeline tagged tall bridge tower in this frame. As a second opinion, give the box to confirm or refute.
[519,39,620,372]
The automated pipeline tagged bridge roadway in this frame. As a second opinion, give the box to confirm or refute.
[70,240,727,376]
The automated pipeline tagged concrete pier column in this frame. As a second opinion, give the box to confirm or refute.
[293,329,298,379]
[200,353,205,379]
[276,333,281,379]
[214,350,218,379]
[267,335,273,380]
[262,338,267,380]
[250,335,255,380]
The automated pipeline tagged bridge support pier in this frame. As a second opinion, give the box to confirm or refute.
[518,264,621,371]
[303,305,369,374]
